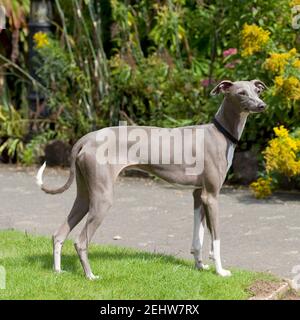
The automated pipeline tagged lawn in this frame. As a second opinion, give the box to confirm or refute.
[0,230,277,300]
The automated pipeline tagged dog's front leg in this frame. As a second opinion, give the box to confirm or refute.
[201,192,231,277]
[191,189,209,270]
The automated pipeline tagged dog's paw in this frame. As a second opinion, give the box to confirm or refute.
[203,264,210,270]
[217,269,232,277]
[54,269,67,274]
[195,262,210,270]
[86,273,100,281]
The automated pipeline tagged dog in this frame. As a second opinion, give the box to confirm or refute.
[37,79,267,279]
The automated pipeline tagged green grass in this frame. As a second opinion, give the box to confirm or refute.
[0,230,278,300]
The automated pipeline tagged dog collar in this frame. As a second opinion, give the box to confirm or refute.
[212,117,239,145]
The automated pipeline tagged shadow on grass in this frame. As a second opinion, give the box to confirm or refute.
[26,246,194,274]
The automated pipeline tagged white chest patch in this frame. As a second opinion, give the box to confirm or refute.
[226,143,236,171]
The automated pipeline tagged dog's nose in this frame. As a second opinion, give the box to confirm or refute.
[257,103,266,110]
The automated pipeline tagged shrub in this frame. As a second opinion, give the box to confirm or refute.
[250,126,300,198]
[1,0,299,169]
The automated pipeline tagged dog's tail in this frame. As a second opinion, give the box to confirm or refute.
[36,139,84,195]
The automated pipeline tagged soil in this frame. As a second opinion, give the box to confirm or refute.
[248,280,284,299]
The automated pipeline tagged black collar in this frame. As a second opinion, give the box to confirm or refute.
[212,117,239,145]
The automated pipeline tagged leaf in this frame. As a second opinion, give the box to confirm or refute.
[7,138,19,157]
[0,140,9,154]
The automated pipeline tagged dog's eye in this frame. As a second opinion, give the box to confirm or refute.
[238,91,247,96]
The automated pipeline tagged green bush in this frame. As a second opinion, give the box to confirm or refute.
[1,0,299,165]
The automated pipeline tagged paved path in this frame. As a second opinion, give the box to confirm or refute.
[1,164,300,279]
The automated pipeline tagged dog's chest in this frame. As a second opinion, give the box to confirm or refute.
[226,143,236,171]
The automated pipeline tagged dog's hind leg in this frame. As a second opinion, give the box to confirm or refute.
[53,165,89,273]
[74,188,113,280]
[74,164,114,280]
[191,189,209,270]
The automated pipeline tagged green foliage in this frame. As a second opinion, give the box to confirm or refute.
[0,104,27,162]
[1,0,299,165]
[0,103,58,164]
[106,0,299,150]
[108,54,206,127]
[149,2,186,57]
[34,35,93,139]
[21,131,57,165]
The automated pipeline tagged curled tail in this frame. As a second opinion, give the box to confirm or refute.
[36,140,84,195]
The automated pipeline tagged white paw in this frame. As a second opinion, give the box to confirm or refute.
[217,269,232,277]
[87,273,100,280]
[201,264,210,270]
[54,269,66,274]
[195,262,210,270]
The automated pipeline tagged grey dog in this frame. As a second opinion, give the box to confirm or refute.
[37,79,267,279]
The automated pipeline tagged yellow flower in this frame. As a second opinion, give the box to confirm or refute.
[290,0,300,6]
[293,59,300,69]
[274,76,300,101]
[241,24,270,57]
[252,126,300,199]
[264,126,300,177]
[250,177,273,199]
[264,49,298,74]
[274,125,289,138]
[274,75,284,87]
[33,32,49,49]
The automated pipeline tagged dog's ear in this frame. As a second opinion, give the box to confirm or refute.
[210,80,234,96]
[252,80,268,93]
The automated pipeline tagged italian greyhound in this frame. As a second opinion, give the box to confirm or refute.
[36,79,267,279]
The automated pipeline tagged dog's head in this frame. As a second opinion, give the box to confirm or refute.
[210,80,268,113]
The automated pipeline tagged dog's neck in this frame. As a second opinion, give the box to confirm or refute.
[214,97,249,141]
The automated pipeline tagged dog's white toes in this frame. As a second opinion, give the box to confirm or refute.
[54,269,67,274]
[217,269,232,277]
[87,274,100,281]
[202,264,210,270]
[195,262,210,270]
